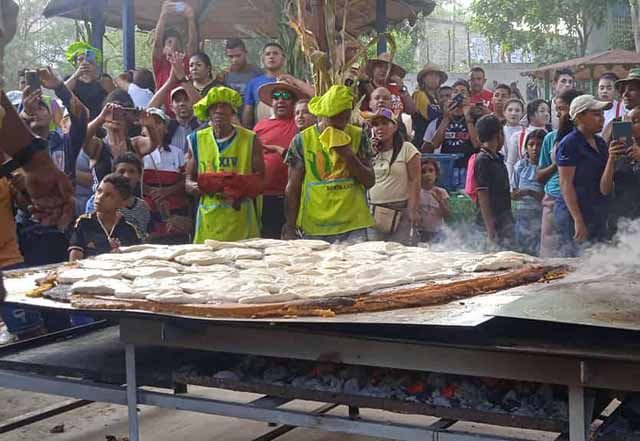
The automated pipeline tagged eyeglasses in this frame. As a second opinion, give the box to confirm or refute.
[272,91,293,100]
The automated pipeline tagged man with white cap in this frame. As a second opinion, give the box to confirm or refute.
[554,95,625,256]
[149,83,201,154]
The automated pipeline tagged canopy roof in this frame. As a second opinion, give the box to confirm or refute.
[523,49,640,81]
[44,0,436,39]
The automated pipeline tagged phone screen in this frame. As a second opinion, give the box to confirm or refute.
[26,71,40,91]
[612,121,633,149]
[84,50,96,64]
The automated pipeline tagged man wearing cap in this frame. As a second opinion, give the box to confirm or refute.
[603,68,640,141]
[412,63,448,145]
[64,41,113,120]
[283,85,375,243]
[149,79,201,154]
[186,86,265,243]
[554,95,624,256]
[253,81,302,238]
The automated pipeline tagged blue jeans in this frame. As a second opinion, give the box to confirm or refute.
[303,228,368,244]
[1,264,44,336]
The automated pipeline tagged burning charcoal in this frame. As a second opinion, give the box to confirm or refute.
[214,370,241,382]
[263,365,289,383]
[343,378,362,395]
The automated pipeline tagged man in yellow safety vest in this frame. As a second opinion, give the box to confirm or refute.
[185,86,265,243]
[282,85,375,243]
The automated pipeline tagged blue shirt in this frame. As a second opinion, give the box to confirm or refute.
[513,158,543,211]
[555,128,609,227]
[538,131,560,197]
[243,74,276,106]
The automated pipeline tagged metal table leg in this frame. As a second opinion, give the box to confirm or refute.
[568,385,586,441]
[125,344,140,441]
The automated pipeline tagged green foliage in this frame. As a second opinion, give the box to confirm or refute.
[470,0,618,63]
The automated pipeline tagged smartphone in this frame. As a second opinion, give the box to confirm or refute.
[84,49,96,64]
[452,93,464,107]
[113,107,141,123]
[174,2,185,13]
[612,121,633,148]
[25,70,40,92]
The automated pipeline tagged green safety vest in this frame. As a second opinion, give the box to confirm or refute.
[297,124,374,236]
[192,125,261,243]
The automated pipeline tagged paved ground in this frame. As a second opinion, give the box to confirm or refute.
[0,387,560,441]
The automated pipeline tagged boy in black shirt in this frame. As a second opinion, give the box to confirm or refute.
[474,114,514,249]
[69,174,142,261]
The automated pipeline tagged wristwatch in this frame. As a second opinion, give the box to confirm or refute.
[0,137,48,178]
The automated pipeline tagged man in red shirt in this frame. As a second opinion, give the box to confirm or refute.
[253,81,304,238]
[469,66,494,110]
[152,1,198,116]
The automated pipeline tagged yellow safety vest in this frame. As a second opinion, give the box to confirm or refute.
[297,124,373,236]
[192,125,261,243]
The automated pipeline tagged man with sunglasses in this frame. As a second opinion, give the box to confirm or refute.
[254,82,304,238]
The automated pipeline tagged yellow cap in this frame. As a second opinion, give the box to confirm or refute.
[308,85,354,118]
[193,86,243,121]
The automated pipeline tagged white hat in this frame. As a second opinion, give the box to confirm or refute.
[170,86,188,101]
[569,95,612,121]
[147,107,169,125]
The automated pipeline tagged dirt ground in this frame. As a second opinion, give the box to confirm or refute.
[0,386,561,441]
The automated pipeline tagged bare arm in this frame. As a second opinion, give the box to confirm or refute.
[430,117,450,151]
[252,137,266,194]
[69,249,84,262]
[558,165,587,241]
[464,109,480,150]
[184,4,198,55]
[242,104,254,128]
[148,71,176,109]
[283,163,304,239]
[477,190,497,241]
[406,154,421,223]
[601,141,625,196]
[185,143,200,196]
[399,89,417,115]
[536,163,557,184]
[153,2,171,60]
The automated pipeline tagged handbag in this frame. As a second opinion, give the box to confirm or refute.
[371,204,404,234]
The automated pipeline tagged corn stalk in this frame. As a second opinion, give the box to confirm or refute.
[285,0,397,96]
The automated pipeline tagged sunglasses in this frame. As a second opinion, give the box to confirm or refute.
[272,91,293,100]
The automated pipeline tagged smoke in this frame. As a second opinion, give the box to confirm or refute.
[567,218,640,279]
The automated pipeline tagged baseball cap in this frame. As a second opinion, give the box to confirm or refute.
[569,95,612,120]
[170,86,188,101]
[147,107,169,125]
[363,107,397,125]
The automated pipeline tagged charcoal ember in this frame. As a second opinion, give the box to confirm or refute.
[263,365,289,383]
[501,390,520,412]
[343,377,362,395]
[213,370,241,382]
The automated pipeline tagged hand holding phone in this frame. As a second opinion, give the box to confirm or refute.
[84,49,96,65]
[25,70,41,92]
[612,121,633,149]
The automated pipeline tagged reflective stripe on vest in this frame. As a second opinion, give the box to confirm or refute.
[193,125,261,243]
[297,124,374,236]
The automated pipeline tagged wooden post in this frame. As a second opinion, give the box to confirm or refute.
[376,0,387,55]
[122,0,135,71]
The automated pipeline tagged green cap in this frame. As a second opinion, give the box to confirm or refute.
[615,68,640,93]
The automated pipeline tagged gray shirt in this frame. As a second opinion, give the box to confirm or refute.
[223,65,263,100]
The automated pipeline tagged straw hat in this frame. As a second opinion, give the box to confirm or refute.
[365,53,407,79]
[257,81,304,107]
[615,68,640,93]
[417,63,448,85]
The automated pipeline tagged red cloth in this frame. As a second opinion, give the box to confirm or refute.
[197,173,262,201]
[470,89,494,111]
[253,117,298,196]
[153,54,190,117]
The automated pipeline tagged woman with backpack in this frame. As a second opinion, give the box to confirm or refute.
[367,108,421,244]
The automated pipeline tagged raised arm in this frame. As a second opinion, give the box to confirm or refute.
[183,3,198,55]
[153,2,172,60]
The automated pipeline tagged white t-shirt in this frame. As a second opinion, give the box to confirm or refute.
[603,100,624,129]
[369,141,420,204]
[423,119,439,145]
[143,145,185,172]
[128,83,154,109]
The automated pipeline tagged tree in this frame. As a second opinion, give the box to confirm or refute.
[631,0,640,52]
[470,0,618,62]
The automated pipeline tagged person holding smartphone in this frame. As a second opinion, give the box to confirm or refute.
[607,106,640,236]
[64,41,113,120]
[421,79,481,169]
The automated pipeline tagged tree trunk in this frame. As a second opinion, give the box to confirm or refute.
[0,0,19,87]
[631,0,640,52]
